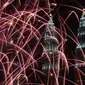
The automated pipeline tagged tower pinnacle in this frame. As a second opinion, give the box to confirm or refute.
[82,9,85,17]
[44,14,59,52]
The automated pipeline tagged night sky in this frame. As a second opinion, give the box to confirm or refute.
[55,0,84,58]
[0,0,85,84]
[54,0,85,82]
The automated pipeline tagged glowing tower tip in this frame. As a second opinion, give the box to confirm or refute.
[82,9,85,17]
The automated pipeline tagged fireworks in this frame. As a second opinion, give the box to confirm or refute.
[0,0,84,85]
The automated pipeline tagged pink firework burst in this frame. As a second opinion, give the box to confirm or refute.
[0,0,84,85]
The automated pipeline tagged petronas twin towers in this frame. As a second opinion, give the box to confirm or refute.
[42,9,85,85]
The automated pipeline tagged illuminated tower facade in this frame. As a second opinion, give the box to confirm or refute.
[41,14,60,85]
[75,9,85,84]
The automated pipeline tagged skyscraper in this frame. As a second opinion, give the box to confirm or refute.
[41,14,60,85]
[75,9,85,84]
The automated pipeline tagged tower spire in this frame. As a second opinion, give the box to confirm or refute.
[82,9,85,17]
[47,13,55,31]
[44,14,59,52]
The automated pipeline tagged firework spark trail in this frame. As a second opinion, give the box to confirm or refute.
[0,0,84,85]
[0,1,70,85]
